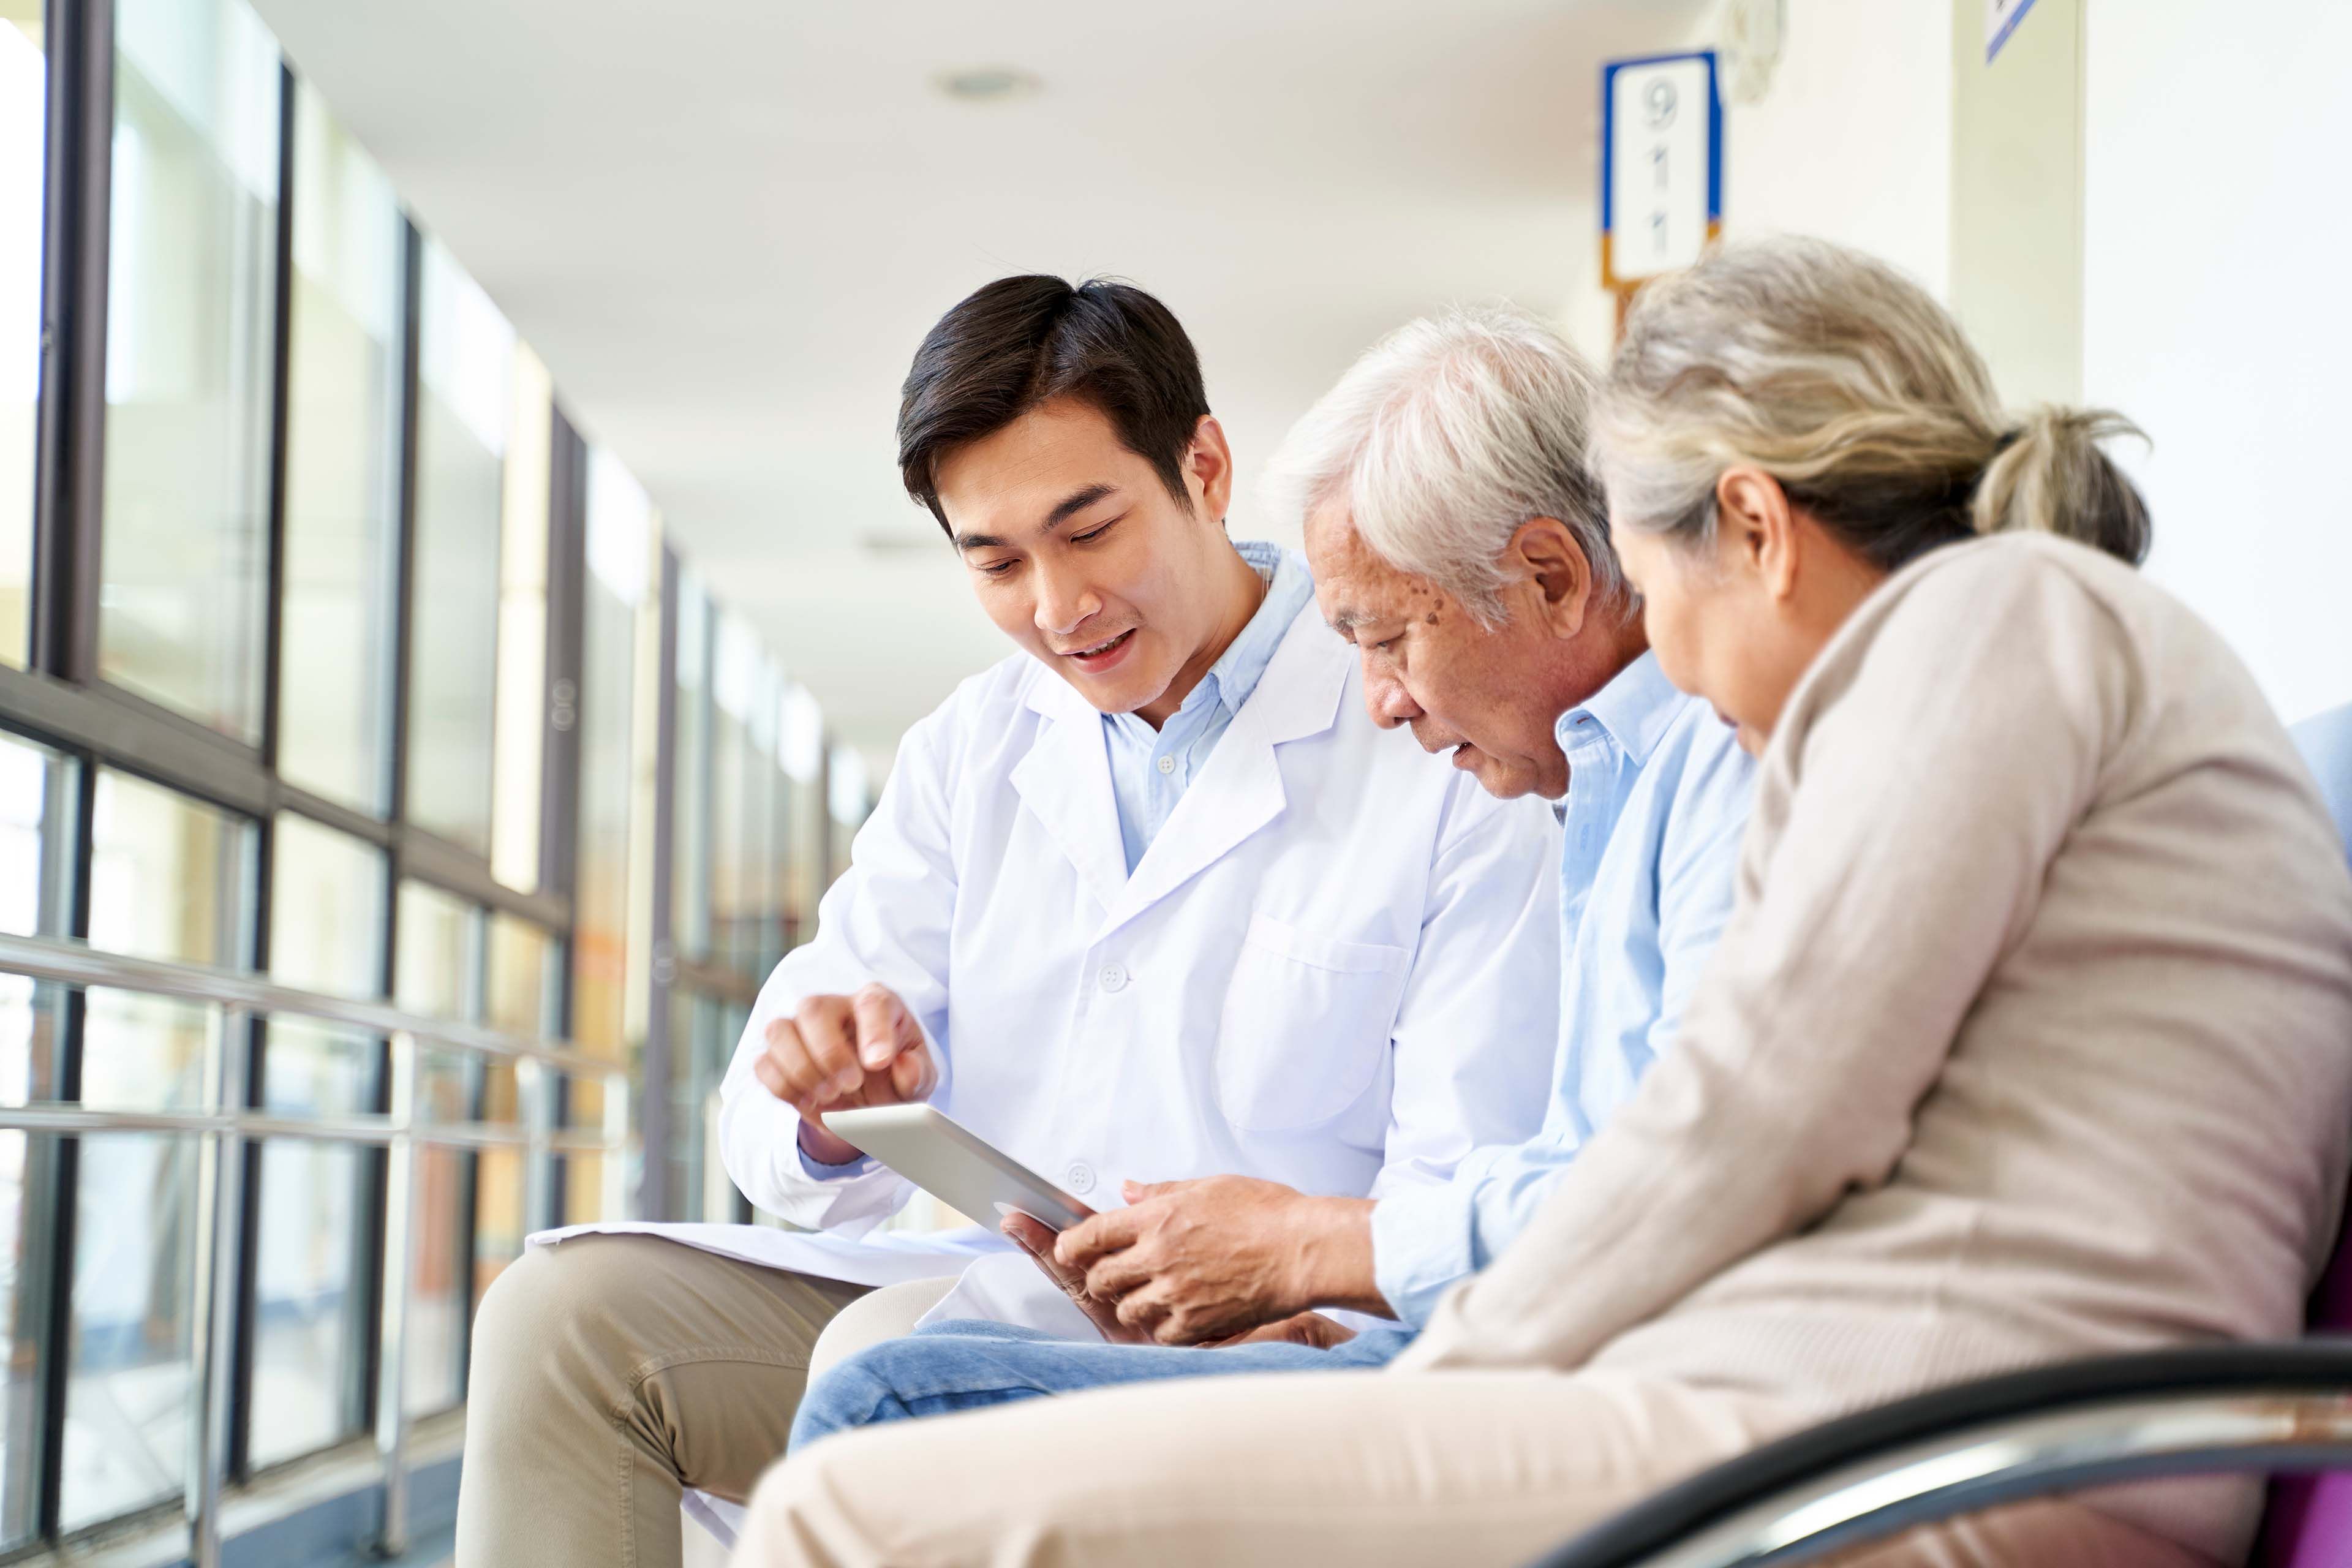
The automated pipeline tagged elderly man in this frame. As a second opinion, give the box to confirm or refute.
[747,304,1754,1546]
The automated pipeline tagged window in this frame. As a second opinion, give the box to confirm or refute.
[409,243,551,865]
[68,772,252,1524]
[0,25,867,1545]
[99,0,281,741]
[780,682,826,952]
[249,815,383,1467]
[277,84,402,813]
[491,350,552,891]
[63,1129,198,1529]
[571,450,650,1060]
[391,878,473,1417]
[0,733,70,1551]
[0,1,43,670]
[84,772,251,1115]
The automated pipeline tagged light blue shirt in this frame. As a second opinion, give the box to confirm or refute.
[1101,541,1312,873]
[1368,650,1755,1325]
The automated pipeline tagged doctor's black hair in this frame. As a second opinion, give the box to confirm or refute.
[897,275,1211,536]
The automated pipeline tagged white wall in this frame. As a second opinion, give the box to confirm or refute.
[1716,0,1954,300]
[2082,0,2352,723]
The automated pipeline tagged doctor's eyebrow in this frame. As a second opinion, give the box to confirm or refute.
[951,484,1122,554]
[1044,483,1119,527]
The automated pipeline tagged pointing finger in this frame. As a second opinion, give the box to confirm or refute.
[851,986,910,1071]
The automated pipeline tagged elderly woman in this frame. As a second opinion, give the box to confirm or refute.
[731,238,2352,1568]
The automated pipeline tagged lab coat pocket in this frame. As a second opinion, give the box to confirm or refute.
[1215,914,1412,1133]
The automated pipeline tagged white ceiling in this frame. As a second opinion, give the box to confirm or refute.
[248,0,1703,775]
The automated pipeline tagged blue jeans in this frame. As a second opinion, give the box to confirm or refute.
[788,1319,1417,1452]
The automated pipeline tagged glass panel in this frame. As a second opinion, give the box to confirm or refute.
[0,2,42,669]
[827,746,870,880]
[405,1144,464,1415]
[85,772,249,1113]
[671,993,734,1224]
[263,814,384,1116]
[709,617,752,978]
[99,0,281,741]
[247,1139,364,1467]
[470,1145,523,1319]
[393,879,475,1020]
[671,573,710,963]
[277,82,401,812]
[491,349,551,891]
[559,1152,605,1227]
[394,881,477,1120]
[484,912,551,1039]
[62,1131,197,1530]
[0,731,76,944]
[406,238,512,857]
[572,451,649,1060]
[0,1128,43,1545]
[779,683,825,953]
[269,813,383,1000]
[88,769,249,967]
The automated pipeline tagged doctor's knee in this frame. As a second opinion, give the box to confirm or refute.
[467,1237,662,1406]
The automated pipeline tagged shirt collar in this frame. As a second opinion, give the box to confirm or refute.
[1556,649,1683,766]
[1185,541,1311,718]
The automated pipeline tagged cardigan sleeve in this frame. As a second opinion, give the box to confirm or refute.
[1398,545,2136,1373]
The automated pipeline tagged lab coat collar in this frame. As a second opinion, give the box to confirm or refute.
[1012,674,1129,914]
[1011,596,1349,934]
[1099,601,1346,937]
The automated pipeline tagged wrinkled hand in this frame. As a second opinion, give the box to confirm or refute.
[1054,1175,1363,1346]
[1218,1311,1358,1350]
[999,1209,1145,1343]
[749,984,937,1166]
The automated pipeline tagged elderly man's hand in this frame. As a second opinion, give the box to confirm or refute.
[1052,1175,1381,1345]
[1000,1208,1148,1343]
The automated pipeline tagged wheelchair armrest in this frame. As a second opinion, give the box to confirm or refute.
[1530,1340,2352,1568]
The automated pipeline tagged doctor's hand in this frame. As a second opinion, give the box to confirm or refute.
[1054,1176,1385,1346]
[750,984,937,1167]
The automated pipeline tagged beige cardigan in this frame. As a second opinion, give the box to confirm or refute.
[1398,535,2352,1559]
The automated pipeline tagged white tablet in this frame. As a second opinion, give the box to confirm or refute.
[820,1103,1095,1232]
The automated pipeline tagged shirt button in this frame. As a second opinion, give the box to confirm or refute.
[1065,1162,1096,1194]
[1098,963,1128,993]
[1156,755,1175,775]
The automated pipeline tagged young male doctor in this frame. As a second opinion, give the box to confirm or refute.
[453,277,1562,1568]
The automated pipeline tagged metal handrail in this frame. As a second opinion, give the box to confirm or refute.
[1548,1387,2352,1567]
[0,931,626,1080]
[0,929,635,1566]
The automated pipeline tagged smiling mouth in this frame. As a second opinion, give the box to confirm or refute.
[1063,628,1135,665]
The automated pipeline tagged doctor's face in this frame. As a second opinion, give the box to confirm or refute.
[1305,503,1571,800]
[937,397,1243,724]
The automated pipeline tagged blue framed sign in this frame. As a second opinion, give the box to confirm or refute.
[1987,0,2040,62]
[1600,50,1724,290]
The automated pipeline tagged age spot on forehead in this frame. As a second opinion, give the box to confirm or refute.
[1425,612,1439,625]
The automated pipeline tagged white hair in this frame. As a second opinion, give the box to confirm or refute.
[1259,304,1617,625]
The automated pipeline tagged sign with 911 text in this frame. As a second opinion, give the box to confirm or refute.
[1601,51,1722,289]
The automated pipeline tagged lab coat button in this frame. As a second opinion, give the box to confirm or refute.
[1066,1162,1096,1193]
[1098,963,1128,992]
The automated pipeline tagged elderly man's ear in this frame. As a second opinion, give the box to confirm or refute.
[1509,517,1594,639]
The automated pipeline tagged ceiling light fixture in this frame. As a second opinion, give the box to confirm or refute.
[934,66,1042,104]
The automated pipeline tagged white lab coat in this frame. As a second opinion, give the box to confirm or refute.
[544,594,1562,1329]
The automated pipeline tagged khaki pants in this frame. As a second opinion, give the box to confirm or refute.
[455,1235,876,1568]
[733,1366,2222,1568]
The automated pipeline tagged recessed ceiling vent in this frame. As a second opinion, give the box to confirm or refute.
[935,66,1042,104]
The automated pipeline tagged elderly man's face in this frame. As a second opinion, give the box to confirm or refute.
[1305,502,1581,799]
